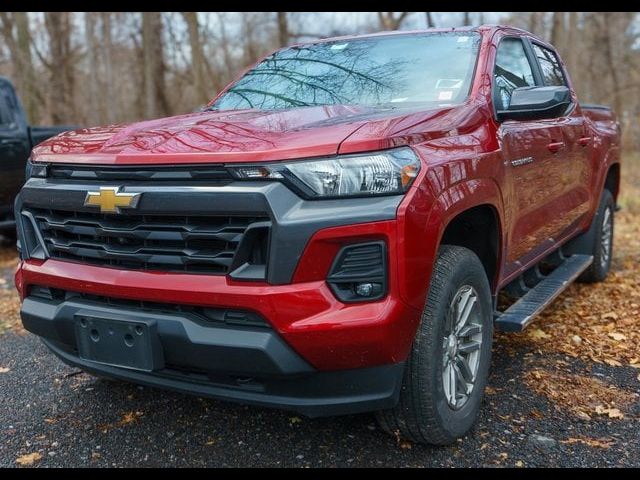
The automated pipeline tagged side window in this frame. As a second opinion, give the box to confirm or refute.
[0,87,17,129]
[493,38,536,111]
[532,43,566,87]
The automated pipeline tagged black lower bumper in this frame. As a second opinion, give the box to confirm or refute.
[22,294,404,417]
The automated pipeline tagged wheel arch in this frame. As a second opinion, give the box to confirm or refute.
[438,203,502,293]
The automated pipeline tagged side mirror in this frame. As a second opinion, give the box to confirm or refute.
[497,86,571,122]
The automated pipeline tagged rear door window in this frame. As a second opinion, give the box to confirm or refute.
[532,43,567,87]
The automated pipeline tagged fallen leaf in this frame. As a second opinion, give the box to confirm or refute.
[0,366,9,373]
[91,452,101,460]
[205,440,216,446]
[561,437,615,449]
[571,335,582,345]
[529,329,551,340]
[16,452,42,466]
[400,441,412,450]
[604,358,623,367]
[289,416,302,425]
[601,312,618,321]
[576,411,592,421]
[515,460,524,467]
[608,332,627,341]
[43,418,57,424]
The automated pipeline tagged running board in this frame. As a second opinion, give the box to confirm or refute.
[495,254,593,332]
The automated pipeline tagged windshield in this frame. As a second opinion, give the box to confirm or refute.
[212,32,481,111]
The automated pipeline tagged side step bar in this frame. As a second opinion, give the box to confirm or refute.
[495,254,593,332]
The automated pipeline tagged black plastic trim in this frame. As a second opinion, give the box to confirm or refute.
[327,241,388,303]
[21,294,312,377]
[43,337,404,418]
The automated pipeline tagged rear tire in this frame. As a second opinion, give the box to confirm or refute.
[375,245,493,445]
[577,189,614,283]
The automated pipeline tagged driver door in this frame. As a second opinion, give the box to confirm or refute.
[494,37,573,277]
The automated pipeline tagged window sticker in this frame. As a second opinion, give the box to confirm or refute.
[438,90,454,100]
[457,36,470,43]
[330,43,348,51]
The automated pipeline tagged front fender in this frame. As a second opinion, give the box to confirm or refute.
[397,176,505,311]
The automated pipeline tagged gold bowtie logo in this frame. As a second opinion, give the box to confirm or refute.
[84,187,141,214]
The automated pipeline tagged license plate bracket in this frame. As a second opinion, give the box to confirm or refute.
[75,315,164,372]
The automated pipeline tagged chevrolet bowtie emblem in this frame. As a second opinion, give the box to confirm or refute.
[84,187,141,214]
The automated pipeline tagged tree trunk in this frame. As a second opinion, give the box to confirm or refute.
[100,12,116,124]
[426,12,435,28]
[182,12,210,104]
[550,12,565,50]
[15,13,38,122]
[528,12,540,33]
[142,12,169,118]
[378,12,409,30]
[44,12,75,124]
[277,12,289,47]
[566,12,579,91]
[85,13,101,125]
[463,12,470,26]
[0,13,40,123]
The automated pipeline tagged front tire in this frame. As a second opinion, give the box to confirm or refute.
[376,245,493,445]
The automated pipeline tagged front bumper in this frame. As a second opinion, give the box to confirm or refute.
[22,292,404,417]
[15,175,424,412]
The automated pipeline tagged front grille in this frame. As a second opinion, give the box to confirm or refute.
[26,208,269,274]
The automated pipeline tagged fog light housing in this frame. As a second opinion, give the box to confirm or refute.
[327,242,387,303]
[355,282,383,297]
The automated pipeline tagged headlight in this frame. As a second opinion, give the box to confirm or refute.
[24,158,47,179]
[229,147,420,199]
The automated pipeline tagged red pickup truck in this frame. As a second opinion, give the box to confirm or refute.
[14,25,620,445]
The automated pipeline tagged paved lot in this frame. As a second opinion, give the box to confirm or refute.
[1,239,639,467]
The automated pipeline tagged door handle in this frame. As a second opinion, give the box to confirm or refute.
[578,136,592,147]
[547,141,565,153]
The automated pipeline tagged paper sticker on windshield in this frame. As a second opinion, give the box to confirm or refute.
[330,43,348,51]
[438,90,454,101]
[457,36,470,43]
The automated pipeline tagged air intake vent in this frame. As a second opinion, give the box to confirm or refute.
[327,241,387,302]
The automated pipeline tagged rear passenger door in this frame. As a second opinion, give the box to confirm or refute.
[493,37,574,277]
[529,41,592,236]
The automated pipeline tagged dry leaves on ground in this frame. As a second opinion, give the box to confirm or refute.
[16,452,42,466]
[0,287,22,334]
[523,368,637,420]
[560,437,616,449]
[499,211,640,369]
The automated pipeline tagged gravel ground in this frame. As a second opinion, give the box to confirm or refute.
[1,240,639,467]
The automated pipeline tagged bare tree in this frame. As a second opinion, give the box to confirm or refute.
[142,12,169,118]
[100,12,117,124]
[277,12,289,47]
[0,13,40,121]
[425,12,435,28]
[550,12,565,50]
[377,12,411,30]
[44,12,76,123]
[528,12,541,34]
[182,12,210,105]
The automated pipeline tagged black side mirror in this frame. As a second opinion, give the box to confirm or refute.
[497,86,571,122]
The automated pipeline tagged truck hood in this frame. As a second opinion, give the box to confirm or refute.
[32,102,485,165]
